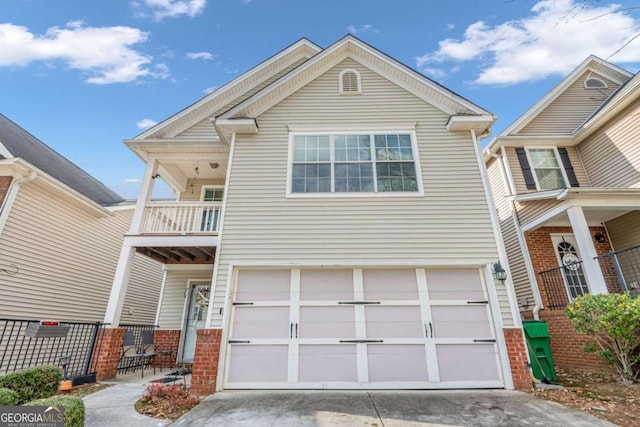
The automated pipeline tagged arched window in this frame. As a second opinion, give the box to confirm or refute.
[339,69,361,94]
[584,77,607,89]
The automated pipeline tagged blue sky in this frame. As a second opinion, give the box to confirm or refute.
[2,0,640,198]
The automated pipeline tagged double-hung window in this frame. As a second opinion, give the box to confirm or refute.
[290,132,420,194]
[526,148,567,190]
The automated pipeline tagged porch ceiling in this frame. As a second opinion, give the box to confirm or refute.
[527,207,632,230]
[136,246,216,264]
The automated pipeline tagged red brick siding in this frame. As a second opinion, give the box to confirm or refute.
[503,328,532,389]
[0,176,12,206]
[190,329,222,395]
[153,329,181,368]
[95,328,126,381]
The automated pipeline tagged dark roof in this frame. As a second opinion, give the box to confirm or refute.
[0,114,124,206]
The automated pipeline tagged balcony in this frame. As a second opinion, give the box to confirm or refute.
[141,202,221,235]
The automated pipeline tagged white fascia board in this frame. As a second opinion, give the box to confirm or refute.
[559,187,640,202]
[135,39,322,140]
[213,118,258,145]
[484,135,575,161]
[446,115,495,133]
[509,189,566,202]
[219,36,491,121]
[5,158,112,217]
[498,57,632,137]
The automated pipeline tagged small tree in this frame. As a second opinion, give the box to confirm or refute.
[566,293,640,384]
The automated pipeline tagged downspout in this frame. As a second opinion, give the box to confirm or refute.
[0,171,37,235]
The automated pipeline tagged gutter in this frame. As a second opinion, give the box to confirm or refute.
[0,171,37,235]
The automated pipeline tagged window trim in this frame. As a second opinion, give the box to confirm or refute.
[200,185,225,202]
[584,77,607,89]
[338,69,362,95]
[524,147,569,191]
[286,130,424,198]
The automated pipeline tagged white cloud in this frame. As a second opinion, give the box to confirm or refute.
[422,68,447,80]
[203,86,217,94]
[136,118,158,129]
[124,178,142,183]
[0,21,160,84]
[446,23,455,30]
[347,24,380,35]
[417,0,640,85]
[186,51,213,60]
[137,0,207,20]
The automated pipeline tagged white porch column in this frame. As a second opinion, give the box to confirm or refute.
[103,243,135,327]
[566,206,608,294]
[130,158,158,234]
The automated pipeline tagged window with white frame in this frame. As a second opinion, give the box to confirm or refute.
[526,148,567,190]
[290,133,419,194]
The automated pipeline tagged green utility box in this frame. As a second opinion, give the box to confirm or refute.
[523,321,557,382]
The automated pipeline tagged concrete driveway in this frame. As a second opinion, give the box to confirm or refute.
[172,390,616,427]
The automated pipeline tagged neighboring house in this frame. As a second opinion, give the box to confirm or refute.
[0,113,163,324]
[103,35,530,393]
[484,56,640,371]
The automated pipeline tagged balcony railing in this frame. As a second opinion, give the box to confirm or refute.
[538,244,640,310]
[141,202,221,234]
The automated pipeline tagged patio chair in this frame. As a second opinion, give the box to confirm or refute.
[120,330,143,375]
[140,330,174,374]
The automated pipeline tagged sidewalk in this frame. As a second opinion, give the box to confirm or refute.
[83,369,187,427]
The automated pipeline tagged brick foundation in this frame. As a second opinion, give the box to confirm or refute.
[95,327,126,381]
[503,327,532,389]
[0,176,12,206]
[190,329,223,396]
[153,329,181,368]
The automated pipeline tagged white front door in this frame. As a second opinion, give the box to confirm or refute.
[181,283,210,363]
[224,268,503,389]
[551,234,590,299]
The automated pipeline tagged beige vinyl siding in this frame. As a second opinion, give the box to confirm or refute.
[487,158,532,313]
[213,58,512,327]
[519,73,621,135]
[120,254,165,324]
[507,146,588,194]
[578,98,640,188]
[175,58,310,141]
[0,180,163,323]
[157,268,213,329]
[606,211,640,251]
[515,199,562,227]
[178,179,226,202]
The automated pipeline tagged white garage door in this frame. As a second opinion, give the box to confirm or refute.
[224,268,504,389]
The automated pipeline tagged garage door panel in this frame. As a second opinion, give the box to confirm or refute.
[227,345,288,383]
[430,306,492,339]
[236,270,291,301]
[365,306,423,339]
[425,269,485,300]
[300,269,353,300]
[436,344,500,382]
[363,269,418,300]
[299,306,355,339]
[368,345,429,382]
[232,306,290,339]
[298,345,357,382]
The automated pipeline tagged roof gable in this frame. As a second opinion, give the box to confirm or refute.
[0,114,123,206]
[219,35,491,121]
[136,38,322,140]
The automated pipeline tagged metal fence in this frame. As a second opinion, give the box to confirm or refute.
[0,318,105,380]
[117,324,158,373]
[539,244,640,309]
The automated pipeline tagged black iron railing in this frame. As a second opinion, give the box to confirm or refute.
[117,324,158,373]
[0,319,105,379]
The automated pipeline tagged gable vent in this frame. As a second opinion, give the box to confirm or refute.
[339,69,361,94]
[584,77,607,89]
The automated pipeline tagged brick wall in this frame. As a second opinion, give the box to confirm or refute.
[503,327,532,389]
[95,327,126,381]
[0,176,12,206]
[153,329,181,368]
[190,328,222,395]
[524,226,614,373]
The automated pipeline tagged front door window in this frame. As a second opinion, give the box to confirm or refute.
[552,235,589,299]
[182,283,210,363]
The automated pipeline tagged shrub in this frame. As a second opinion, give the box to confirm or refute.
[136,383,200,420]
[0,387,20,405]
[566,293,640,384]
[25,396,84,427]
[0,366,62,404]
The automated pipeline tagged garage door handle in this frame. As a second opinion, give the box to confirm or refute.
[473,339,496,343]
[467,300,489,304]
[295,323,298,339]
[232,302,254,306]
[228,340,251,344]
[338,301,381,305]
[290,322,293,339]
[339,339,384,343]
